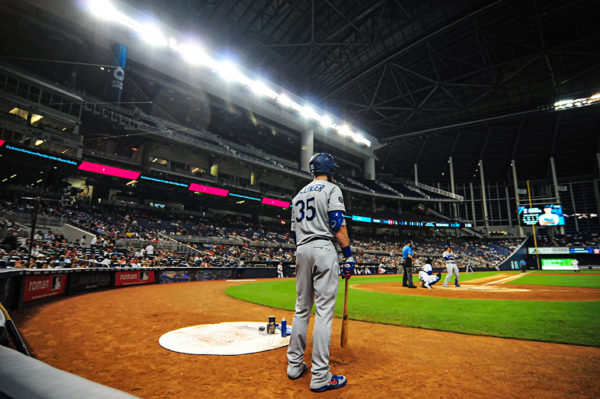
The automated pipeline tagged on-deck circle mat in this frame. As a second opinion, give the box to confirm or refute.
[159,321,290,355]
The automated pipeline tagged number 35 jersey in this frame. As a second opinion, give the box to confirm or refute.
[291,180,346,246]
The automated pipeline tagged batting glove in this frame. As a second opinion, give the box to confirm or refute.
[341,256,354,279]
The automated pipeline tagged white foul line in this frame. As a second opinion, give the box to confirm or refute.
[484,273,529,286]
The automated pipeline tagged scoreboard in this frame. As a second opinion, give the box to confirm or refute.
[519,205,565,226]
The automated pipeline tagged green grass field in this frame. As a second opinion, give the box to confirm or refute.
[226,272,600,346]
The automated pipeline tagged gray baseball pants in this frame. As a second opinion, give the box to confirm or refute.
[444,263,459,286]
[287,239,339,389]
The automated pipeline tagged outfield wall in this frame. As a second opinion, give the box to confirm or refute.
[0,264,399,310]
[497,236,531,271]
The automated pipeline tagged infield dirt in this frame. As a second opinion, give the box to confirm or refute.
[13,279,600,398]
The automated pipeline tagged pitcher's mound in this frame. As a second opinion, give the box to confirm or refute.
[159,321,290,355]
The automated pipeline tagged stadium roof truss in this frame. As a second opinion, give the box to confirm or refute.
[5,0,600,182]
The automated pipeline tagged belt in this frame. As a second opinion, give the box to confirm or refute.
[298,236,331,246]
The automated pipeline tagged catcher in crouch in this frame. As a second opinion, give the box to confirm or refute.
[418,258,442,289]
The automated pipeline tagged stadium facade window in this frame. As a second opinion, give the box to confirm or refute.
[171,160,188,171]
[9,107,45,124]
[150,155,169,165]
[29,87,40,102]
[40,92,52,107]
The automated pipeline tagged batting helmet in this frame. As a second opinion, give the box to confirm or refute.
[309,153,336,176]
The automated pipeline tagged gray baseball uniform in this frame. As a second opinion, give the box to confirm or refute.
[443,250,459,287]
[287,180,345,389]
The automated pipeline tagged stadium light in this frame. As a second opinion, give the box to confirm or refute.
[137,22,168,47]
[250,81,278,99]
[178,42,213,67]
[84,0,373,148]
[300,105,319,120]
[88,0,139,31]
[319,115,333,128]
[87,0,116,20]
[218,60,248,84]
[276,93,292,108]
[554,92,600,111]
[337,124,352,137]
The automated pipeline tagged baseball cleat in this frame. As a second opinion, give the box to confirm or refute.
[424,282,431,289]
[311,375,347,392]
[455,283,461,287]
[288,363,308,380]
[443,285,448,288]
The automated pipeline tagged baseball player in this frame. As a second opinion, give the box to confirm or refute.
[572,258,580,274]
[277,262,284,278]
[418,258,441,289]
[442,245,460,288]
[287,153,351,393]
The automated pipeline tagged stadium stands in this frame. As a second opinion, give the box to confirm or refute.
[0,197,519,271]
[537,233,600,248]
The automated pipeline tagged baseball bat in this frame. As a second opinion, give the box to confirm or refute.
[0,302,30,356]
[340,277,349,348]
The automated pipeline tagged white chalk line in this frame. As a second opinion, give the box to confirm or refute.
[483,273,529,286]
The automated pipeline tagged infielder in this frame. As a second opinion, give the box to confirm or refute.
[442,245,460,287]
[572,258,580,274]
[277,262,284,278]
[287,153,351,393]
[418,258,441,289]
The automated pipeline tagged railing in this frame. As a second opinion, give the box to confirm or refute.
[3,210,64,227]
[414,181,464,201]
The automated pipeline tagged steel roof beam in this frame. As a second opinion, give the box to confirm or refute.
[325,0,505,99]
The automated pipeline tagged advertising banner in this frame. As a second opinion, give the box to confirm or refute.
[67,272,112,293]
[541,258,578,270]
[114,271,155,287]
[158,269,232,283]
[23,275,67,303]
[528,247,570,255]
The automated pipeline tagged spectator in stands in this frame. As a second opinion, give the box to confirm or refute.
[0,248,7,268]
[100,257,112,267]
[145,243,154,258]
[2,232,19,252]
[44,230,54,242]
[90,235,97,247]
